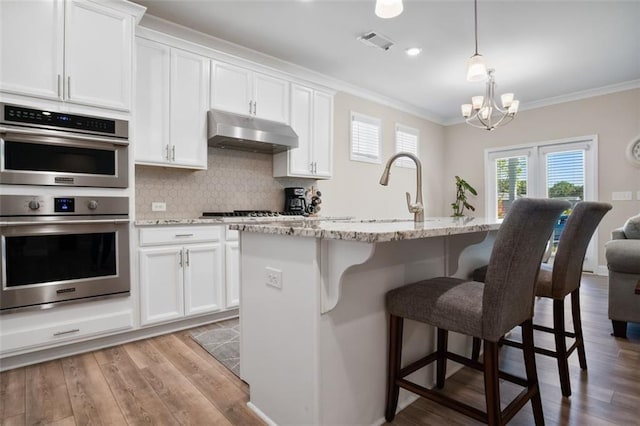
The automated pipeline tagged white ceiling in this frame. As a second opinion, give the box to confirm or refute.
[134,0,640,124]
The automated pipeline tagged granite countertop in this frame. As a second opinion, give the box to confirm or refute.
[228,217,501,243]
[134,215,352,226]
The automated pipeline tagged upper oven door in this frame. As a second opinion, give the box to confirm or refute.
[0,127,128,188]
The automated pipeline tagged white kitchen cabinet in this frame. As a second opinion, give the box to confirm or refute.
[138,226,225,326]
[135,38,209,169]
[225,228,240,308]
[0,0,137,111]
[274,84,334,179]
[211,61,289,124]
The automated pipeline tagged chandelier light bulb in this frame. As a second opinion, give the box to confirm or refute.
[375,0,403,19]
[501,93,514,108]
[508,100,520,114]
[461,104,473,118]
[480,107,491,120]
[471,96,484,109]
[466,54,488,82]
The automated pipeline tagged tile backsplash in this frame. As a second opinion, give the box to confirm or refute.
[135,148,312,219]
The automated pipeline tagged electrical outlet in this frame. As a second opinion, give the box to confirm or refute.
[151,202,166,212]
[265,267,283,289]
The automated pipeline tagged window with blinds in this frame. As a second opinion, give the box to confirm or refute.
[495,155,528,219]
[546,150,585,201]
[395,124,419,168]
[350,111,381,163]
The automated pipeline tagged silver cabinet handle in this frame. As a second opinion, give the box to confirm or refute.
[174,233,194,237]
[57,74,62,98]
[249,100,253,114]
[179,250,183,267]
[253,101,257,115]
[185,249,190,266]
[172,145,176,161]
[310,162,314,173]
[67,76,71,99]
[165,144,170,160]
[53,328,79,336]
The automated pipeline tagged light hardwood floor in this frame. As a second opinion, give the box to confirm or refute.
[1,274,638,425]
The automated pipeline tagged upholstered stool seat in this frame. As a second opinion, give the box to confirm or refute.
[385,198,570,426]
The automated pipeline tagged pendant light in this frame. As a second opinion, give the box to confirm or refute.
[466,0,487,81]
[375,0,403,19]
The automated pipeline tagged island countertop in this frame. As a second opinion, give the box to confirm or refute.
[229,216,501,243]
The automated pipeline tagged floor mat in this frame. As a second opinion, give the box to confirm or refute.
[190,318,240,377]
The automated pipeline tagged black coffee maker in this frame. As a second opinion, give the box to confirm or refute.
[284,187,306,214]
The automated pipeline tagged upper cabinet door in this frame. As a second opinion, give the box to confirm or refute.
[0,0,64,100]
[312,91,333,178]
[65,0,132,111]
[134,38,171,165]
[253,73,289,124]
[288,84,313,176]
[210,61,252,116]
[170,48,210,168]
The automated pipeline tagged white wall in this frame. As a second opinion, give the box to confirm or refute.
[443,89,640,267]
[319,92,446,219]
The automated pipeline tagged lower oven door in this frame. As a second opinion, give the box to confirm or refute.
[0,220,130,312]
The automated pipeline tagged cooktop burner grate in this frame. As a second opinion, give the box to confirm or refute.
[202,210,304,218]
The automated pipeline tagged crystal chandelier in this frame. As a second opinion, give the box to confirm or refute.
[461,69,519,130]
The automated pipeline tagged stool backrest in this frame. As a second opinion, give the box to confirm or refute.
[482,198,570,341]
[551,201,612,298]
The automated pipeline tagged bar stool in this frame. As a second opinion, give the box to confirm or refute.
[385,198,569,425]
[471,201,612,397]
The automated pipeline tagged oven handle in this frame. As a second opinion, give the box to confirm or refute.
[1,219,130,227]
[0,126,128,146]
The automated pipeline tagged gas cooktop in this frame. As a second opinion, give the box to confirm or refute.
[202,210,304,218]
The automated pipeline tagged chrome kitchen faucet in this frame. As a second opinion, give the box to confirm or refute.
[379,152,424,223]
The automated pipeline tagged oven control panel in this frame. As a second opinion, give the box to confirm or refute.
[0,195,128,217]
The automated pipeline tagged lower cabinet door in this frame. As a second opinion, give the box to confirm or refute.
[139,246,184,325]
[184,243,223,316]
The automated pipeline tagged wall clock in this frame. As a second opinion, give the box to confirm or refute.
[627,136,640,167]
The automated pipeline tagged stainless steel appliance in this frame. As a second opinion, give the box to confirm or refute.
[0,195,130,312]
[284,187,307,214]
[207,108,298,154]
[0,103,129,188]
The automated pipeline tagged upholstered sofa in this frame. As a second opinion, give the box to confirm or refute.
[605,214,640,338]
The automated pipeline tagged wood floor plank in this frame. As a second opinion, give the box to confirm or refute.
[123,338,170,370]
[0,367,25,420]
[47,416,77,426]
[140,351,233,426]
[61,353,126,425]
[25,360,73,425]
[96,346,180,426]
[151,333,264,425]
[1,414,25,426]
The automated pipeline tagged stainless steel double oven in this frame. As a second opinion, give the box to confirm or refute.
[0,103,131,312]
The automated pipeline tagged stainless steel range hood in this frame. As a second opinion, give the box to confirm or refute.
[207,109,298,154]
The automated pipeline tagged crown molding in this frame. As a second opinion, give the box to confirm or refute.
[443,79,640,126]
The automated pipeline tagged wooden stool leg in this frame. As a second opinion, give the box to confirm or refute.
[570,289,587,370]
[611,320,628,338]
[483,340,502,425]
[385,315,404,422]
[436,328,448,389]
[471,337,481,362]
[553,299,572,397]
[522,319,545,426]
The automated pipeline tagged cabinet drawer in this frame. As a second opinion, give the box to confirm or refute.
[139,226,222,246]
[0,311,132,355]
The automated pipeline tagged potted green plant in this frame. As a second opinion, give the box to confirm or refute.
[451,176,478,217]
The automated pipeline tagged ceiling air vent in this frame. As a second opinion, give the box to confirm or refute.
[357,31,394,51]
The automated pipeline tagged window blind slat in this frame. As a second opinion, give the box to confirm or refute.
[351,112,381,163]
[395,124,419,168]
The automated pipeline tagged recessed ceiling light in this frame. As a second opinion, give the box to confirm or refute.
[405,47,422,57]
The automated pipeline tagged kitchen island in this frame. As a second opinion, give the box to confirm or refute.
[230,217,501,426]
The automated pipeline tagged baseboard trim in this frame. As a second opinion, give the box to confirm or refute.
[0,309,238,372]
[595,265,609,276]
[246,402,279,426]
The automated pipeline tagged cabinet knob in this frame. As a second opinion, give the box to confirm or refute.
[28,200,40,210]
[87,200,99,210]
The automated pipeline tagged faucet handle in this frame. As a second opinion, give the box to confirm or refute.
[406,192,424,213]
